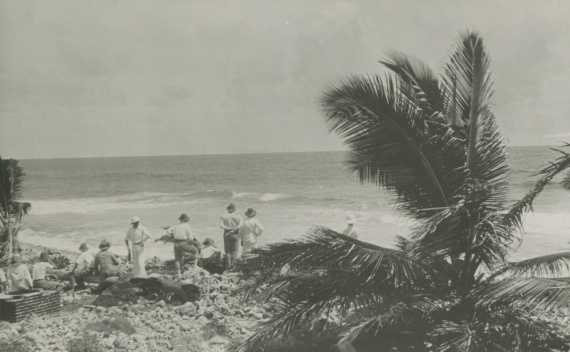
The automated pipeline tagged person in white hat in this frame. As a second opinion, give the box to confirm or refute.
[124,216,151,278]
[342,213,360,239]
[240,208,264,256]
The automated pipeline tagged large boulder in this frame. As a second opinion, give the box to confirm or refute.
[93,276,200,307]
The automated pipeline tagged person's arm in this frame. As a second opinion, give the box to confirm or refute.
[186,225,194,241]
[237,216,243,229]
[142,227,151,243]
[112,253,121,265]
[256,220,264,236]
[24,267,33,289]
[93,255,100,275]
[220,217,228,230]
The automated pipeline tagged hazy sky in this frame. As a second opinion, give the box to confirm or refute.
[1,0,569,159]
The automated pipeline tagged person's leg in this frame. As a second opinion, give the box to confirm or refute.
[223,232,232,269]
[174,243,183,277]
[138,245,147,277]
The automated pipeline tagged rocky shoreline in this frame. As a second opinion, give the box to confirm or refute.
[0,243,268,352]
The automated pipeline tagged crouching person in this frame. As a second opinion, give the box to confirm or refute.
[93,240,121,292]
[32,252,64,291]
[66,242,94,292]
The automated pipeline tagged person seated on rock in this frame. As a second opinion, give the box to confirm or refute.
[63,242,94,292]
[200,238,220,259]
[32,251,64,291]
[6,255,33,292]
[93,240,121,285]
[0,267,7,292]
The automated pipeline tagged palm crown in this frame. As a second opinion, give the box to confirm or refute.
[237,31,570,352]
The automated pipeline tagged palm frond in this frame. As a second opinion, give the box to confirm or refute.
[238,227,440,300]
[490,251,570,280]
[431,320,491,352]
[320,74,465,220]
[338,293,443,350]
[501,143,570,233]
[380,51,444,115]
[472,277,570,312]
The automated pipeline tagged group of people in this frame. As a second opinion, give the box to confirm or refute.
[0,205,360,293]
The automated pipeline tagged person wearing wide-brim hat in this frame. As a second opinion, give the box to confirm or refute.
[166,213,199,277]
[240,208,264,256]
[124,216,151,278]
[342,213,360,239]
[220,203,243,269]
[201,238,221,259]
[62,242,95,292]
[93,240,121,284]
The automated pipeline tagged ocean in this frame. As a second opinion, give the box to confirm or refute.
[16,146,570,261]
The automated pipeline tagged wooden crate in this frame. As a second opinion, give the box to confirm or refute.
[0,290,62,323]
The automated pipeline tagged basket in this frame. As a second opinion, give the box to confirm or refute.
[0,290,62,323]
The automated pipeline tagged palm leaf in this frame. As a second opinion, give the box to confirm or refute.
[320,74,465,220]
[338,293,443,351]
[489,251,570,280]
[501,144,570,233]
[239,227,439,301]
[472,277,570,312]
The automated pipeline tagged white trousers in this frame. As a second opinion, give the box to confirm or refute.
[132,244,147,278]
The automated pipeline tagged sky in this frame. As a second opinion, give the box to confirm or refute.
[1,0,569,159]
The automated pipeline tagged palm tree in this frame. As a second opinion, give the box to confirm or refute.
[237,31,570,352]
[0,157,31,264]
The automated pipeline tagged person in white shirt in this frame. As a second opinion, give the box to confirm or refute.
[67,243,94,291]
[7,255,33,292]
[125,216,151,278]
[166,213,199,277]
[342,213,361,239]
[32,252,64,291]
[240,208,264,256]
[201,238,220,259]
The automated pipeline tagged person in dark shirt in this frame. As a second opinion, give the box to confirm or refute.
[93,240,121,281]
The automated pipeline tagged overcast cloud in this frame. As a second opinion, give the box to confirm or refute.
[1,0,569,159]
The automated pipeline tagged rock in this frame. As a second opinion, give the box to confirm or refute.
[12,324,23,333]
[113,337,128,349]
[210,335,232,345]
[196,315,209,325]
[157,300,166,307]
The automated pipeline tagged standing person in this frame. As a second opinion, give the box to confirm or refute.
[32,252,64,291]
[166,213,198,277]
[93,240,121,282]
[220,203,242,269]
[240,208,264,256]
[67,243,94,291]
[342,213,361,239]
[6,255,33,291]
[124,216,151,278]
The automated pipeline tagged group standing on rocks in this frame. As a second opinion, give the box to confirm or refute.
[0,204,362,294]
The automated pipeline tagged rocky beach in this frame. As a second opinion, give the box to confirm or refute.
[0,243,273,352]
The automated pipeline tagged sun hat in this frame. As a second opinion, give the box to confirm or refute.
[130,216,141,224]
[227,203,236,211]
[245,208,257,218]
[99,240,111,250]
[78,243,89,251]
[178,213,190,222]
[203,238,215,247]
[39,251,50,262]
[345,213,357,225]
